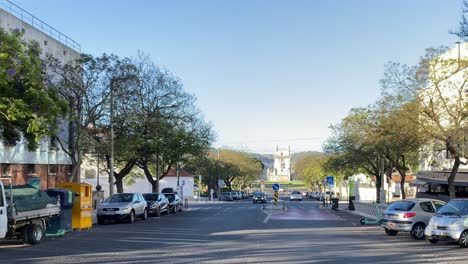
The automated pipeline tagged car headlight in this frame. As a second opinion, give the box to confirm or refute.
[449,219,465,230]
[122,207,131,211]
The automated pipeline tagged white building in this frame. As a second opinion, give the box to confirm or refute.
[0,1,80,189]
[267,146,291,182]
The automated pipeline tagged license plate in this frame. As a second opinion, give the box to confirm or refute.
[433,230,445,236]
[106,211,116,215]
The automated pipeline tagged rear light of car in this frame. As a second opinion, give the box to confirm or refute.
[403,212,416,218]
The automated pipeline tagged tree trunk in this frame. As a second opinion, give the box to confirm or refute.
[155,153,160,193]
[115,176,124,193]
[375,173,381,204]
[400,155,406,199]
[448,158,461,199]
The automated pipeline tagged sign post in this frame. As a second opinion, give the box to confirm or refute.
[272,183,280,205]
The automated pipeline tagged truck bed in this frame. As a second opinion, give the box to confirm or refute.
[8,204,60,223]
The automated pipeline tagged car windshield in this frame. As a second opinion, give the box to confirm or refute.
[106,194,133,203]
[292,191,300,195]
[165,193,175,202]
[254,192,264,197]
[387,201,415,211]
[143,193,158,201]
[438,200,468,216]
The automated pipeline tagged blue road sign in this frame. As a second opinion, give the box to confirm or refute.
[272,183,280,191]
[326,176,334,187]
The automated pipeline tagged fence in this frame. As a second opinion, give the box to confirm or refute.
[353,201,388,220]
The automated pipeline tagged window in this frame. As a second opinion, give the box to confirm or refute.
[44,40,48,46]
[433,201,445,212]
[0,184,4,207]
[27,164,35,175]
[420,202,435,213]
[63,50,67,55]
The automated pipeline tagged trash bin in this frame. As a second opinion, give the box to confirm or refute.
[45,188,74,235]
[349,196,356,211]
[331,198,340,210]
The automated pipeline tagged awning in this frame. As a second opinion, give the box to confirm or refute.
[415,171,468,187]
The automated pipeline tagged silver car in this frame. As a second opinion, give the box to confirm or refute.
[97,193,148,224]
[290,190,302,201]
[381,198,445,239]
[425,199,468,247]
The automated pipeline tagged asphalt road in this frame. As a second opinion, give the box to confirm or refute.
[0,196,467,264]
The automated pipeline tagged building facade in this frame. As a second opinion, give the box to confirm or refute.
[267,146,291,182]
[0,2,80,189]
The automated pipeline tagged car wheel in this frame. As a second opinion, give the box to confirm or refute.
[458,230,468,248]
[97,217,105,225]
[27,224,44,245]
[427,238,438,244]
[142,209,148,220]
[127,211,136,224]
[410,223,425,240]
[384,228,398,236]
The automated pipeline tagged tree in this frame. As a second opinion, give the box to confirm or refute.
[381,47,468,199]
[294,155,327,190]
[218,150,263,192]
[129,55,213,192]
[45,53,125,181]
[323,107,392,203]
[0,28,67,150]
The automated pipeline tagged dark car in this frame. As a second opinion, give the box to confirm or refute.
[161,187,176,194]
[253,192,267,204]
[142,193,170,216]
[165,193,183,213]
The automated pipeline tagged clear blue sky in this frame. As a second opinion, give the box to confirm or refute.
[7,0,464,154]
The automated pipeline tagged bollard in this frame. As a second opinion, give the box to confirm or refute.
[323,198,326,207]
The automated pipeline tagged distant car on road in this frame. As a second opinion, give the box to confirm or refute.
[253,192,267,204]
[290,190,302,201]
[381,198,445,240]
[142,192,170,216]
[97,193,148,224]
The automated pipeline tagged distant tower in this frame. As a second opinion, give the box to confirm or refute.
[267,146,291,182]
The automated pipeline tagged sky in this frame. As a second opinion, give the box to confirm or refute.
[4,0,464,154]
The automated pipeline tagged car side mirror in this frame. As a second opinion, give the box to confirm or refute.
[133,201,138,204]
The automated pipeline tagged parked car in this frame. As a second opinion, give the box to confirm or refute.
[290,190,302,201]
[253,192,267,203]
[142,193,170,216]
[318,191,335,201]
[161,187,176,194]
[231,192,241,200]
[221,192,234,201]
[311,191,321,199]
[97,193,148,224]
[165,193,183,213]
[241,191,248,199]
[425,198,468,247]
[381,198,445,239]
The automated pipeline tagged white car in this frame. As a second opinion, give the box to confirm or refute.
[290,191,302,201]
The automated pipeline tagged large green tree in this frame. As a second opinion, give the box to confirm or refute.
[0,28,67,150]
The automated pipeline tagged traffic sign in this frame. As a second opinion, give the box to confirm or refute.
[326,176,334,187]
[272,183,280,191]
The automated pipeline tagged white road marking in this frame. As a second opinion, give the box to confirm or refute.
[263,213,271,224]
[200,217,209,222]
[214,212,221,216]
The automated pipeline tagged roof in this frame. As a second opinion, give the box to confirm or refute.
[390,174,415,183]
[414,171,468,187]
[164,169,195,177]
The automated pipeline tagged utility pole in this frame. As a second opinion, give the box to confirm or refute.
[217,148,220,200]
[109,79,115,195]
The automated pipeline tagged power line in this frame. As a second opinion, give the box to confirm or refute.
[217,137,324,144]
